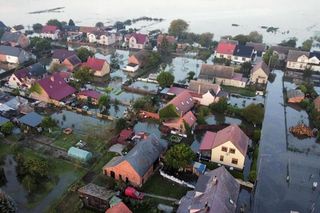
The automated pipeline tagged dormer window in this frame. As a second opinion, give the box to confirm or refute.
[181,102,184,105]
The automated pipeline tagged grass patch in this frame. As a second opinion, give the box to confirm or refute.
[249,145,259,182]
[52,134,79,150]
[222,85,256,97]
[141,173,188,199]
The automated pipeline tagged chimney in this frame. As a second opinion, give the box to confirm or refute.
[198,85,201,94]
[50,76,55,82]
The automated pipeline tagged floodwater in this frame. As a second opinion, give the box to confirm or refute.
[205,114,242,125]
[2,0,318,44]
[254,70,320,212]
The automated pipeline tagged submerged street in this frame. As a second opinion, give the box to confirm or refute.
[254,70,320,212]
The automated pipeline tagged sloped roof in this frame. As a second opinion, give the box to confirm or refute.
[246,42,266,53]
[200,125,249,156]
[199,131,217,150]
[269,46,295,55]
[37,73,76,101]
[0,45,24,57]
[0,21,6,29]
[52,49,76,61]
[130,50,150,64]
[178,166,240,213]
[287,89,304,99]
[83,57,107,71]
[0,116,9,126]
[78,183,115,202]
[287,50,310,62]
[182,111,197,127]
[309,51,320,60]
[77,90,102,100]
[18,111,43,127]
[199,64,234,80]
[106,202,132,213]
[65,55,81,66]
[166,91,194,116]
[130,33,148,44]
[157,34,176,45]
[216,42,237,55]
[233,45,254,58]
[104,135,168,177]
[15,63,46,80]
[42,25,58,34]
[189,80,221,95]
[251,61,270,76]
[79,26,99,33]
[1,32,23,43]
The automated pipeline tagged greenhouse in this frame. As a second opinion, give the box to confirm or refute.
[68,147,92,162]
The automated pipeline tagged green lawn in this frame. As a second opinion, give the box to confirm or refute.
[141,173,188,199]
[222,85,256,97]
[52,134,79,150]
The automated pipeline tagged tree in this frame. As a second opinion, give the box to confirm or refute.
[156,71,174,88]
[115,118,127,132]
[248,31,263,43]
[233,34,250,45]
[22,175,37,193]
[95,22,104,28]
[47,19,62,29]
[159,104,179,120]
[301,38,313,51]
[68,19,75,26]
[114,21,125,31]
[198,33,214,48]
[1,122,14,135]
[168,19,189,38]
[41,116,57,129]
[76,47,94,62]
[145,52,162,69]
[263,49,278,68]
[303,67,313,82]
[98,95,111,113]
[133,96,156,112]
[110,52,120,69]
[209,98,228,113]
[241,104,264,125]
[0,189,16,213]
[164,144,195,171]
[186,71,196,82]
[279,37,297,48]
[240,62,252,78]
[30,37,51,54]
[32,23,43,33]
[73,67,93,84]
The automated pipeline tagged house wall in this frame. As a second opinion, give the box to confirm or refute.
[40,31,59,40]
[286,61,308,70]
[215,77,246,88]
[8,74,22,88]
[129,37,148,49]
[128,55,140,66]
[216,53,233,60]
[195,92,218,106]
[88,34,97,43]
[232,55,252,64]
[211,141,246,170]
[162,119,186,134]
[0,54,6,62]
[288,96,304,103]
[30,88,52,103]
[94,63,110,77]
[250,68,268,84]
[5,55,19,64]
[98,34,116,46]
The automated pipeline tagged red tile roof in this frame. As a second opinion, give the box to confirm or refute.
[166,91,194,116]
[106,202,132,213]
[200,125,249,156]
[130,33,148,44]
[119,129,134,140]
[77,90,102,100]
[37,73,76,101]
[216,42,237,55]
[199,131,217,150]
[83,57,107,71]
[182,111,197,127]
[42,25,58,34]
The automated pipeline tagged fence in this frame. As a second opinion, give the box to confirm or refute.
[159,169,195,189]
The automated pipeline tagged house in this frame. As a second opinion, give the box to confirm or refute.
[177,166,240,213]
[246,42,266,57]
[83,57,110,77]
[198,64,247,88]
[106,202,132,213]
[1,31,30,48]
[215,39,238,60]
[188,80,228,106]
[313,97,320,112]
[250,61,270,84]
[287,89,305,103]
[165,91,195,116]
[61,54,82,71]
[79,26,99,35]
[124,50,150,72]
[103,135,168,187]
[308,51,320,72]
[0,45,31,64]
[127,33,149,49]
[18,111,43,131]
[68,147,93,161]
[40,25,60,40]
[88,31,117,46]
[78,183,115,211]
[31,73,76,104]
[8,63,47,89]
[286,50,310,71]
[0,21,7,30]
[0,116,9,127]
[77,90,102,105]
[52,49,77,64]
[157,34,176,46]
[162,111,197,134]
[199,125,250,170]
[269,46,296,61]
[232,45,254,64]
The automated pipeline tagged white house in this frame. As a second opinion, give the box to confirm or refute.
[126,33,149,49]
[286,50,310,71]
[88,31,117,46]
[40,25,60,40]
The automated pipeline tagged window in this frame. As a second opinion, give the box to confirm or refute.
[221,147,227,152]
[242,57,246,61]
[220,155,224,161]
[229,148,235,154]
[231,158,238,165]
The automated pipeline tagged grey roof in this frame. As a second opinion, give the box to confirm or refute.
[28,63,47,76]
[1,32,22,43]
[0,116,9,126]
[105,135,168,177]
[287,50,310,62]
[0,21,6,29]
[177,166,240,213]
[251,61,270,76]
[269,46,296,55]
[199,64,234,80]
[0,45,24,57]
[66,55,81,66]
[78,183,115,201]
[233,45,254,58]
[287,89,305,99]
[246,42,266,53]
[18,112,43,127]
[188,80,221,95]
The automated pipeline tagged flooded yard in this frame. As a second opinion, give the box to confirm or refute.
[133,121,161,138]
[129,81,159,93]
[205,114,242,125]
[229,94,265,108]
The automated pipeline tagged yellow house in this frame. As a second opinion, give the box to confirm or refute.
[199,125,249,170]
[250,61,270,84]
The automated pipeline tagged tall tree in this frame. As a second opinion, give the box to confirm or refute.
[73,67,93,84]
[240,62,252,78]
[47,19,62,29]
[279,37,297,48]
[168,19,189,38]
[68,19,75,26]
[198,32,214,48]
[248,31,263,43]
[32,23,43,33]
[156,71,174,88]
[76,47,94,62]
[95,22,104,29]
[301,38,313,51]
[164,144,195,171]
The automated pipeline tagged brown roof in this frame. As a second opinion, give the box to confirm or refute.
[246,42,266,53]
[269,46,296,55]
[166,91,195,116]
[188,80,221,95]
[251,61,270,76]
[130,50,150,65]
[79,26,99,33]
[287,50,310,62]
[199,64,234,80]
[78,183,115,202]
[314,97,320,112]
[200,125,249,156]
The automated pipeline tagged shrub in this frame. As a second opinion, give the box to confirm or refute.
[159,104,179,120]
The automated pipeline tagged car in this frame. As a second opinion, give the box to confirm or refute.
[124,187,144,200]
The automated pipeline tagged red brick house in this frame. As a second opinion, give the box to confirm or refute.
[103,136,167,187]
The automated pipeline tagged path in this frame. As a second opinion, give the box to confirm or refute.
[144,193,179,202]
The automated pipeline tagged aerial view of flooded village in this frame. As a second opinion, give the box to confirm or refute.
[0,0,320,212]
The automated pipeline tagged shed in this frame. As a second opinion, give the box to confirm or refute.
[68,147,92,161]
[193,162,206,176]
[0,116,9,126]
[18,112,43,128]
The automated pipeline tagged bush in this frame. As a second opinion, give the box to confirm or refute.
[1,122,14,135]
[249,170,257,183]
[159,104,179,120]
[253,129,261,143]
[209,98,228,113]
[241,104,264,126]
[157,71,175,88]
